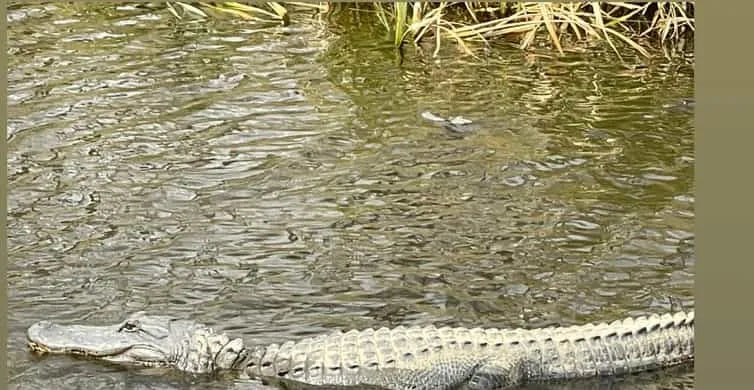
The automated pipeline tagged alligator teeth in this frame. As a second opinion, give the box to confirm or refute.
[28,342,51,353]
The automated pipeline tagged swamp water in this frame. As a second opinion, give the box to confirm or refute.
[8,4,694,390]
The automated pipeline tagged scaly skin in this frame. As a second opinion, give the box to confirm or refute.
[28,311,694,389]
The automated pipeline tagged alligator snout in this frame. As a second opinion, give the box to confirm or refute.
[28,320,55,340]
[27,319,106,355]
[27,321,56,353]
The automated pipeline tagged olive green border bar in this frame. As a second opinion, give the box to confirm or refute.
[1,0,8,386]
[697,0,754,388]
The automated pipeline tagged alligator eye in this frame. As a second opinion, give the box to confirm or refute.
[119,321,140,332]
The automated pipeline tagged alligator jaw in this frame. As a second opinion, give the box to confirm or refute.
[28,321,131,355]
[27,316,170,366]
[28,340,130,357]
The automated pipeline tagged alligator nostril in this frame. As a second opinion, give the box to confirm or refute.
[31,321,53,331]
[27,321,61,349]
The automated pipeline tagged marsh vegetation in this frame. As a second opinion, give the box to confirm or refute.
[166,1,694,59]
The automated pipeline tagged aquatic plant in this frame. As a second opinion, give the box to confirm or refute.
[165,2,694,59]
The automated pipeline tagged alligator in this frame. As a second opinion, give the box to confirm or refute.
[27,310,694,390]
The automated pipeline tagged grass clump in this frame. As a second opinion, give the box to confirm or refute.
[165,2,694,59]
[166,1,294,23]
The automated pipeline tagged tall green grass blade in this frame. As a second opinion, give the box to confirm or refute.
[395,2,408,46]
[286,2,328,11]
[520,13,541,50]
[166,2,182,19]
[604,25,651,58]
[267,2,288,19]
[199,2,255,20]
[176,1,208,18]
[591,2,622,61]
[374,3,390,31]
[539,3,563,55]
[464,2,480,23]
[224,1,283,20]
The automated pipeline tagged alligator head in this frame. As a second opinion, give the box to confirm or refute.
[27,312,248,374]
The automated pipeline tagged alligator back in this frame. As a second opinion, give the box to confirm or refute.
[243,311,694,387]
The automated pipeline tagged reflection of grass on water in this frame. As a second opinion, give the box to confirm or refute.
[166,2,693,59]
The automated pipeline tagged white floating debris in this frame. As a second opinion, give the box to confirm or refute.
[421,111,447,122]
[448,116,472,125]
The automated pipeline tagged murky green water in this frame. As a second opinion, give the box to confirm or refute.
[8,3,694,390]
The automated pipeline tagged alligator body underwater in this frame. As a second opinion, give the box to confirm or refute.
[27,311,694,390]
